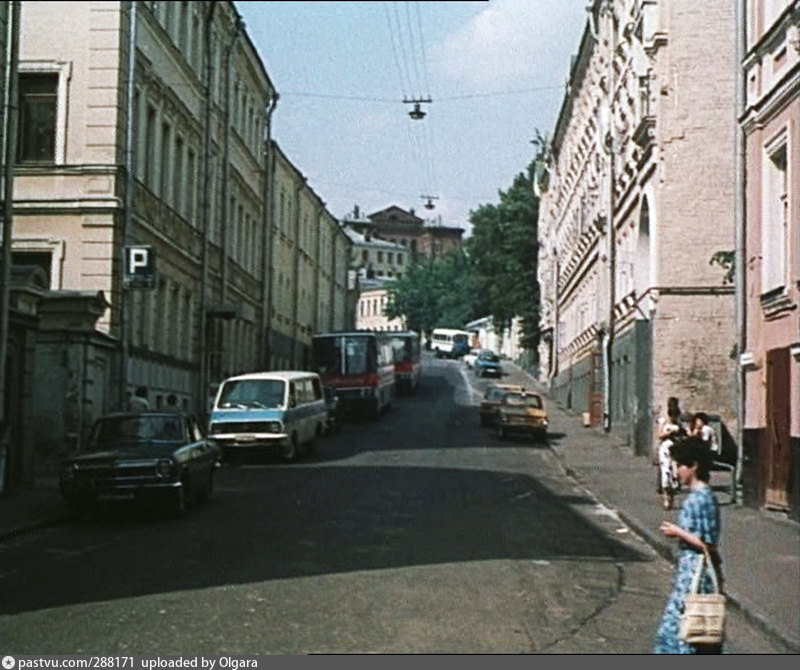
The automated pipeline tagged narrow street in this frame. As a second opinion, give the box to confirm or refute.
[0,356,786,653]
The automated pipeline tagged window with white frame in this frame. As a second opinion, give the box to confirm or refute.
[762,135,789,294]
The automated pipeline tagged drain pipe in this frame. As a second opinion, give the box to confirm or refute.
[0,1,21,491]
[220,16,243,307]
[261,94,278,369]
[734,0,746,506]
[118,0,137,410]
[198,1,218,413]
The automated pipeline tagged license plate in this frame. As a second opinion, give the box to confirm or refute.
[235,435,258,443]
[98,492,135,501]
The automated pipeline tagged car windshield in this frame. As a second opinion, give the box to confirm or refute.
[485,387,509,401]
[479,351,499,362]
[90,415,184,449]
[217,379,285,409]
[503,394,543,409]
[312,336,377,375]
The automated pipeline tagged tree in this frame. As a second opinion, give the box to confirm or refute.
[466,171,540,351]
[385,248,478,335]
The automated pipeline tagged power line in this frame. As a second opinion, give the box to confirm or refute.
[384,2,410,100]
[278,85,564,103]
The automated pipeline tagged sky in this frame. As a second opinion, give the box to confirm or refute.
[235,0,589,235]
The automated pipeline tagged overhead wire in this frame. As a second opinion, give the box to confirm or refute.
[384,2,410,100]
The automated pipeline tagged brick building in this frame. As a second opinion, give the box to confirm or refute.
[342,204,464,263]
[537,0,737,459]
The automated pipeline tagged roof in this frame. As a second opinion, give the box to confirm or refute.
[342,227,407,251]
[221,370,319,382]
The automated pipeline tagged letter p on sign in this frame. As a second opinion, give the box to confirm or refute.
[124,245,156,289]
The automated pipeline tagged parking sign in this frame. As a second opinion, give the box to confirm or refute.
[124,245,156,289]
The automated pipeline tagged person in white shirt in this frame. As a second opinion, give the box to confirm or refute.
[691,412,720,455]
[128,386,150,412]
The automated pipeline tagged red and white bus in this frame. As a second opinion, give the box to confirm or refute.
[389,330,421,393]
[311,331,395,416]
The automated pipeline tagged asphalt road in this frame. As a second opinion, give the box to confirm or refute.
[0,355,787,654]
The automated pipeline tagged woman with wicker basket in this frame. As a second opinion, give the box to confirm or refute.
[653,436,724,654]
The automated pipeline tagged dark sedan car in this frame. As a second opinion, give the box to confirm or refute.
[59,411,220,517]
[474,349,503,378]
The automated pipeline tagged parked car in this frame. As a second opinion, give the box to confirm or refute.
[59,411,220,517]
[208,370,328,463]
[323,385,344,434]
[496,392,549,441]
[462,351,478,369]
[474,349,503,378]
[479,382,526,427]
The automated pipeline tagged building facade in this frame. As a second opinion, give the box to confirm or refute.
[8,1,353,478]
[343,225,408,281]
[740,0,800,518]
[538,0,738,460]
[355,280,406,332]
[267,143,354,372]
[343,204,464,263]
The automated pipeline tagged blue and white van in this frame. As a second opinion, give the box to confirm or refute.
[208,371,327,463]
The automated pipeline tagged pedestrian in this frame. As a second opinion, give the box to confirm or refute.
[656,397,684,510]
[128,385,150,412]
[690,412,720,456]
[653,436,724,654]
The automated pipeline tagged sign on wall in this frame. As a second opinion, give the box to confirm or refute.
[123,245,157,289]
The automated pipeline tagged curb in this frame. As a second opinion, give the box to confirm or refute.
[553,446,800,653]
[0,510,69,542]
[506,361,800,653]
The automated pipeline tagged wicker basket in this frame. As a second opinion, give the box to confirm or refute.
[679,549,726,645]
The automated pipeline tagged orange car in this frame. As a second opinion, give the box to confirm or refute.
[479,382,526,427]
[496,391,549,442]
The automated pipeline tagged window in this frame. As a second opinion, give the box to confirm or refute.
[11,250,52,286]
[377,251,384,262]
[144,106,156,189]
[18,73,58,163]
[174,136,184,215]
[762,138,788,293]
[160,122,171,200]
[187,148,196,221]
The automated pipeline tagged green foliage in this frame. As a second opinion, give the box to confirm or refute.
[385,248,479,334]
[385,153,543,361]
[466,171,540,351]
[709,250,735,285]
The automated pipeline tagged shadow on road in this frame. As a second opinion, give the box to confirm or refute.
[0,360,650,615]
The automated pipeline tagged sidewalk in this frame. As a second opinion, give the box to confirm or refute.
[503,361,800,653]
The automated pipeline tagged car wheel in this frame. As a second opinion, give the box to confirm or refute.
[281,433,298,463]
[197,469,214,502]
[168,486,186,518]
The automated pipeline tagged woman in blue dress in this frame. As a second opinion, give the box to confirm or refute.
[653,436,724,654]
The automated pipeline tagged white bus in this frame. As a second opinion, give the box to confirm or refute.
[430,328,471,359]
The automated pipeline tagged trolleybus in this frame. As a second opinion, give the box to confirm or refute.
[311,331,395,416]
